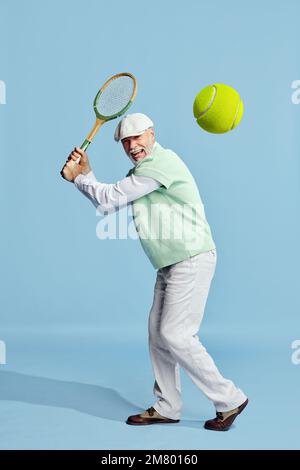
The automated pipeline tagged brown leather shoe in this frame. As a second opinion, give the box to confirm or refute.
[204,398,248,431]
[126,407,180,426]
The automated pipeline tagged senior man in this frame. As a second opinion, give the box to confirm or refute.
[61,113,248,431]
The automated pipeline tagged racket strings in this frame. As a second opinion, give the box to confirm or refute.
[97,75,135,117]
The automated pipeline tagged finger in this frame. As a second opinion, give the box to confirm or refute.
[70,154,79,161]
[75,147,85,155]
[69,148,81,157]
[66,160,76,168]
[67,151,77,161]
[68,147,81,156]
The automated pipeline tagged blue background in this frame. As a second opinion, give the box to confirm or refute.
[0,0,299,449]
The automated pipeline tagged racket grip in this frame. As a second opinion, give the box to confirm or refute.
[80,139,91,152]
[71,139,91,165]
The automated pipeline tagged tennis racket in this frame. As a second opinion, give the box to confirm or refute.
[73,72,137,164]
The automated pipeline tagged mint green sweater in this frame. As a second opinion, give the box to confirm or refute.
[127,141,216,269]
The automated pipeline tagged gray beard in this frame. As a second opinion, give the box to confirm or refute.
[128,154,139,166]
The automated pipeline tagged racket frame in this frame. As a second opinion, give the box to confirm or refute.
[80,72,137,152]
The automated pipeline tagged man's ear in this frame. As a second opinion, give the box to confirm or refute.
[149,127,155,142]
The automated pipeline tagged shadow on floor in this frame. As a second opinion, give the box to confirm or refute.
[0,370,205,428]
[0,370,140,422]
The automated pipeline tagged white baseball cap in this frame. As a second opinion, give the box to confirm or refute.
[114,113,154,142]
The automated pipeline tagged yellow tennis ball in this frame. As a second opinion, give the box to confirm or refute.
[193,83,244,134]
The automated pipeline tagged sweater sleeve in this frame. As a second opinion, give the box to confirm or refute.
[74,173,162,213]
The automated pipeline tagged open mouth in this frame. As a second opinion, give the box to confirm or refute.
[131,149,145,160]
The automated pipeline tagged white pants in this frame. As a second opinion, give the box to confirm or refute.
[148,249,247,420]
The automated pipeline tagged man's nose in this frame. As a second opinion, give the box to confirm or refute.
[129,139,139,148]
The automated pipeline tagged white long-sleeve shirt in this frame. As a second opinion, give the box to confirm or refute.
[74,171,161,213]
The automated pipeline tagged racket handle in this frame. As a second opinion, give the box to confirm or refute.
[80,139,91,152]
[71,139,91,165]
[78,119,104,159]
[61,140,90,173]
